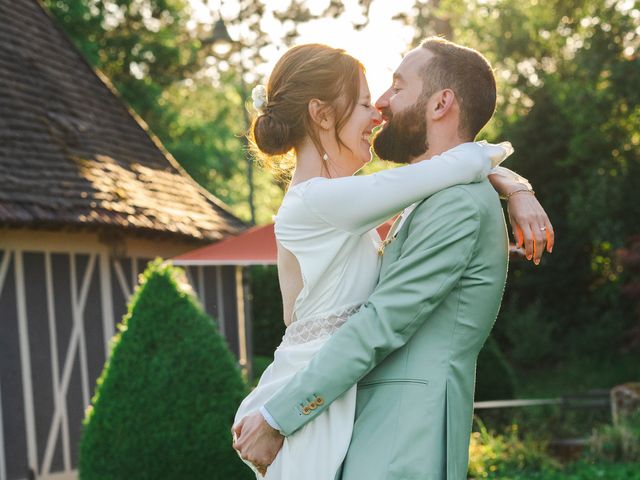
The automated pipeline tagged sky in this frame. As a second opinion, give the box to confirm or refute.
[188,0,417,99]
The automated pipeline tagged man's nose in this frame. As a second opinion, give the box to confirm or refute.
[375,88,391,110]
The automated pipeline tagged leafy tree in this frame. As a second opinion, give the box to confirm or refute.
[44,0,201,119]
[485,0,640,363]
[617,235,640,351]
[398,0,640,368]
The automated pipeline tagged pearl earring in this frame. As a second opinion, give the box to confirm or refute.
[322,153,329,162]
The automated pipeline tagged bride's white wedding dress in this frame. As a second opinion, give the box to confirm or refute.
[234,142,510,480]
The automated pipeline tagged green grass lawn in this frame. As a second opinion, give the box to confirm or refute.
[485,461,640,479]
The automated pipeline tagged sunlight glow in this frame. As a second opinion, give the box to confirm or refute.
[189,0,415,98]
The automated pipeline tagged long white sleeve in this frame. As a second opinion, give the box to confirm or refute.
[301,141,511,235]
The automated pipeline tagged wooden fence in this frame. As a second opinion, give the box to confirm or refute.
[473,389,612,459]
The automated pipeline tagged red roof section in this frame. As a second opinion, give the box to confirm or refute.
[172,220,396,266]
[172,223,278,265]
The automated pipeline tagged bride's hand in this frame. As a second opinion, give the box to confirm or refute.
[507,191,554,264]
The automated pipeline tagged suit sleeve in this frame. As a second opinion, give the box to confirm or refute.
[263,187,482,436]
[302,141,505,235]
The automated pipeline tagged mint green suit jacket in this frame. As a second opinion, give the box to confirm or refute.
[265,180,509,480]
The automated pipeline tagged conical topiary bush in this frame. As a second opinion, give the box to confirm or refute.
[79,259,252,479]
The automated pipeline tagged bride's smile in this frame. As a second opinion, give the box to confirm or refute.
[333,70,382,171]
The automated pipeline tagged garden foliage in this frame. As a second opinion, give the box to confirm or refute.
[588,411,640,463]
[469,416,640,479]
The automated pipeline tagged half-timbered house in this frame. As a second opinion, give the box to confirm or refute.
[0,1,248,479]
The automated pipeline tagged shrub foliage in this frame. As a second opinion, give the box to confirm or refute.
[79,259,251,480]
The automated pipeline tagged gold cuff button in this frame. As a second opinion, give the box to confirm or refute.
[315,396,324,405]
[302,406,311,415]
[308,401,317,410]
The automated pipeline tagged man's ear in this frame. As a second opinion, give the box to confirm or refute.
[308,99,334,130]
[431,89,456,120]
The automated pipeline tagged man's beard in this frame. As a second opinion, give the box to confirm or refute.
[373,102,428,164]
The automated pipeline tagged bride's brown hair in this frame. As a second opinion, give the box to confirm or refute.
[250,44,363,176]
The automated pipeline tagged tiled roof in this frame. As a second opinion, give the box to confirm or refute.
[0,0,246,242]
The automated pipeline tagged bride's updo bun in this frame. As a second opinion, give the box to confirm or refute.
[250,44,363,175]
[253,113,293,156]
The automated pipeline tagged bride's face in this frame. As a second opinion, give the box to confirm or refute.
[334,71,382,171]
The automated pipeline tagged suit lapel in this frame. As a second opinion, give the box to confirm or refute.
[379,199,428,269]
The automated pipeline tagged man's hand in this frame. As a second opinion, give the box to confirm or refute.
[232,411,284,476]
[507,192,554,264]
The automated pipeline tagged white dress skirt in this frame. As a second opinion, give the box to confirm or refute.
[233,142,512,479]
[234,305,361,480]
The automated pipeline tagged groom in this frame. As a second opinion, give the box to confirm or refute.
[234,37,549,479]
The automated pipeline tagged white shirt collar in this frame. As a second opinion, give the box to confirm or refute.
[393,202,419,237]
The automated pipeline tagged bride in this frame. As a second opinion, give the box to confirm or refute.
[233,43,549,479]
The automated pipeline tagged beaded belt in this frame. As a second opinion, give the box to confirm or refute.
[280,304,362,346]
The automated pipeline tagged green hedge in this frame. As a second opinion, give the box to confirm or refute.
[79,259,252,480]
[476,336,516,401]
[249,265,285,356]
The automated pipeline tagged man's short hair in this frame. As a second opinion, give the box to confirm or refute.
[420,37,497,140]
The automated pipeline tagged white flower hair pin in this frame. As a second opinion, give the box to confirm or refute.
[251,85,267,113]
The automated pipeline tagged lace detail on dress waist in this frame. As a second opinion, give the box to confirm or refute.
[280,304,363,346]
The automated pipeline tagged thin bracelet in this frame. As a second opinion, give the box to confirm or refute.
[505,188,535,200]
